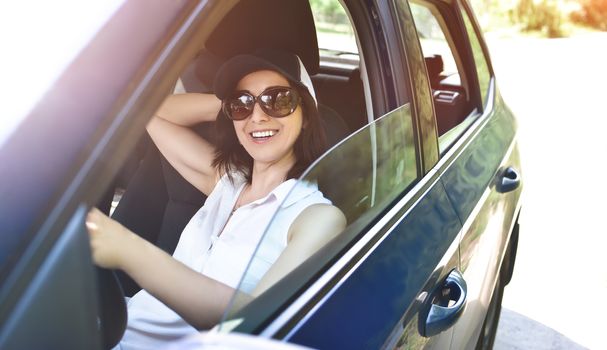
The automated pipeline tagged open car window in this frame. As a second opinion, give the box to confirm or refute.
[219,103,418,332]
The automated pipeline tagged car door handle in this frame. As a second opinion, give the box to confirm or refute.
[496,167,520,193]
[422,269,467,337]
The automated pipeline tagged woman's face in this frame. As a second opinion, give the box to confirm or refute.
[232,70,304,168]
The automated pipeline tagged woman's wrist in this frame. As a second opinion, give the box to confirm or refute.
[116,227,149,273]
[119,231,168,285]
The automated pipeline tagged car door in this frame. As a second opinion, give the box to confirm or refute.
[217,1,467,348]
[220,102,465,350]
[439,2,523,349]
[400,0,523,348]
[0,2,218,349]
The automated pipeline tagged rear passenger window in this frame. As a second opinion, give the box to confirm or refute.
[458,2,491,109]
[409,3,459,85]
[409,0,478,152]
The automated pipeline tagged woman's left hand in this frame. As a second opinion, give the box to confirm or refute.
[86,207,139,270]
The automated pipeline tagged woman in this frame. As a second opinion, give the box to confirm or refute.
[87,49,346,349]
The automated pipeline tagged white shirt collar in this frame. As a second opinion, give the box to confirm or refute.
[241,178,319,209]
[275,179,320,208]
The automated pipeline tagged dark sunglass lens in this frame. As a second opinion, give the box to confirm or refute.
[261,88,298,118]
[226,94,254,120]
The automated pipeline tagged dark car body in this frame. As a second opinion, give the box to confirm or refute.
[0,0,522,349]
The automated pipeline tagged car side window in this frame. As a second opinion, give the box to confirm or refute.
[458,1,491,109]
[408,0,479,153]
[409,3,459,85]
[221,103,418,327]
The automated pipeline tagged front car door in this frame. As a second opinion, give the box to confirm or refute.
[219,0,467,348]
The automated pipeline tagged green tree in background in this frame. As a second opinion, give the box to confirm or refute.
[309,0,349,25]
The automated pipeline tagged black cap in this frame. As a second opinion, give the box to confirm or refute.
[214,49,317,105]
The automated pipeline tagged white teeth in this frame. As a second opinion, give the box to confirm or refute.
[251,130,276,138]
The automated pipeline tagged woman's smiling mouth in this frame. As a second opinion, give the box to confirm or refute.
[250,129,278,142]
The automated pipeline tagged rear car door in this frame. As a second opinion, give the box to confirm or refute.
[402,0,523,347]
[438,2,523,349]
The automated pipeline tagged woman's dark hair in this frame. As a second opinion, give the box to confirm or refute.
[212,82,327,183]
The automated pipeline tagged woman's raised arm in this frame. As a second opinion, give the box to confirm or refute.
[146,93,222,196]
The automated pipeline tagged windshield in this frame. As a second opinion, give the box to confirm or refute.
[218,104,418,332]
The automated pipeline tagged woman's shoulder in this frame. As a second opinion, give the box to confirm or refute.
[278,179,331,209]
[293,203,345,224]
[285,201,346,245]
[275,179,340,236]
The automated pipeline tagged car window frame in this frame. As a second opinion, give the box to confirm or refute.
[409,0,486,154]
[391,0,440,173]
[427,0,497,164]
[444,0,493,113]
[427,0,498,177]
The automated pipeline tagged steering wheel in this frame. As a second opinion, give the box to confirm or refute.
[96,267,127,349]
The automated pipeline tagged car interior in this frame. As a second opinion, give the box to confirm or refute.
[98,0,367,298]
[95,0,480,346]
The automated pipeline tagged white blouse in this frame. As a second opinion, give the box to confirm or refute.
[116,174,330,350]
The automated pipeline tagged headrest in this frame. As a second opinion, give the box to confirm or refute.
[193,50,224,90]
[206,0,319,76]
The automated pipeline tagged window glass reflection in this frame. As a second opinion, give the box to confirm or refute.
[220,104,417,330]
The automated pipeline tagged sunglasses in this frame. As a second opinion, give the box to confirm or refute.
[222,86,301,121]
